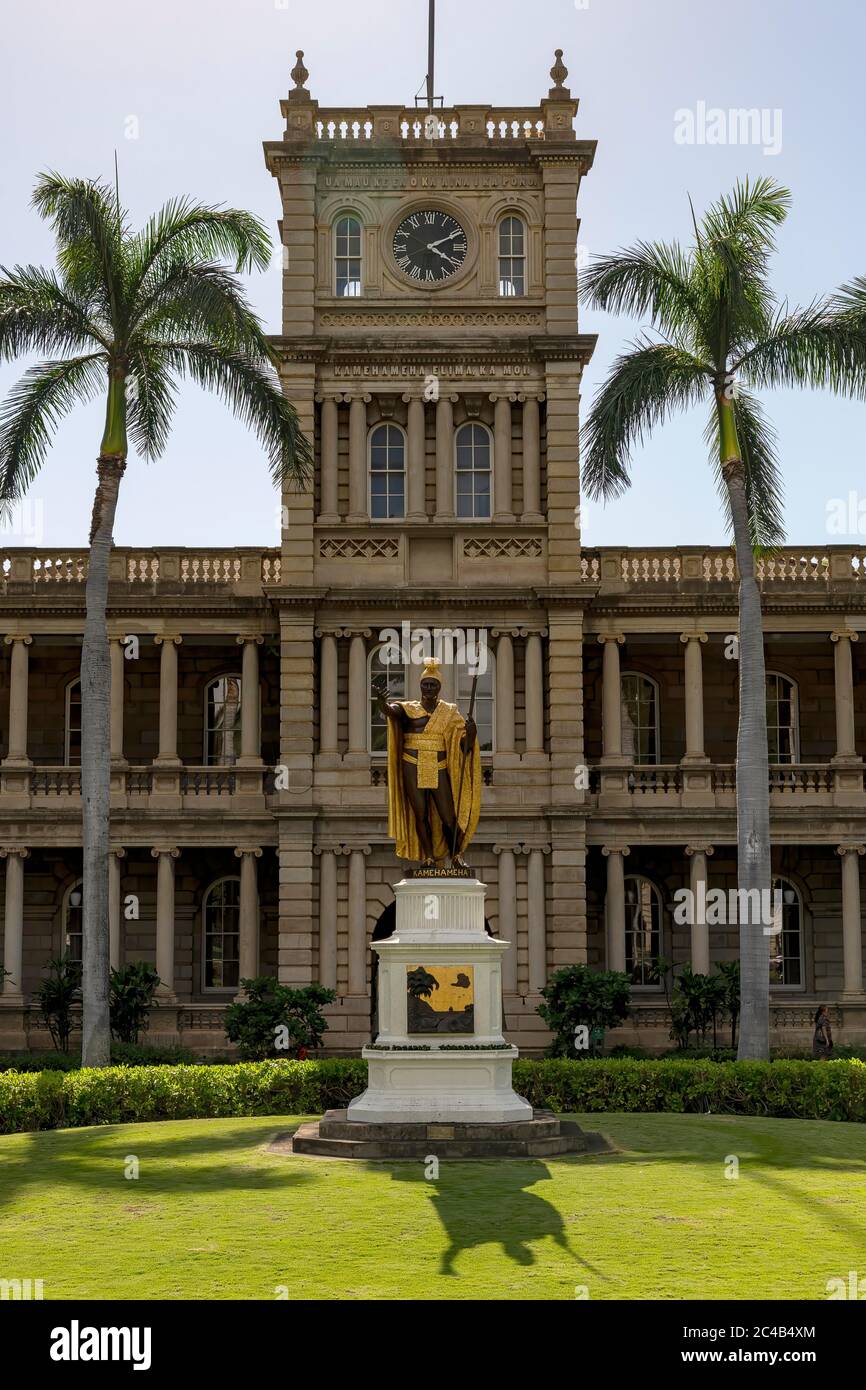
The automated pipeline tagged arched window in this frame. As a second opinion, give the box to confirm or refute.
[62,878,83,963]
[621,672,660,764]
[368,645,495,754]
[769,876,803,987]
[369,423,406,520]
[334,214,362,297]
[65,678,82,765]
[766,672,799,763]
[205,675,242,765]
[498,215,526,297]
[202,876,241,991]
[622,875,663,985]
[455,422,492,519]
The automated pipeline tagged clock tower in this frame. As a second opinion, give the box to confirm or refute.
[264,46,597,1049]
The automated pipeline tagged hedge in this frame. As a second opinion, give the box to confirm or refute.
[1,1057,865,1135]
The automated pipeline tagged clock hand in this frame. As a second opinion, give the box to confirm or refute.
[426,231,462,248]
[428,246,458,265]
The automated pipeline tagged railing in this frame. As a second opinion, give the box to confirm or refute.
[580,547,866,588]
[180,768,237,796]
[310,107,555,145]
[15,765,260,800]
[589,762,845,799]
[371,763,494,787]
[30,767,81,795]
[0,549,281,590]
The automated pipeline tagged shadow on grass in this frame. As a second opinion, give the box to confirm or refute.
[0,1119,315,1211]
[389,1160,607,1279]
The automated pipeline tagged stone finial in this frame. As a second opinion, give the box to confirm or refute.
[289,49,310,102]
[549,48,570,96]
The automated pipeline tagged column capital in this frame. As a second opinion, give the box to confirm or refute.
[492,842,520,855]
[3,634,32,646]
[110,846,127,861]
[151,846,180,860]
[830,629,859,644]
[436,392,460,405]
[341,842,371,856]
[344,391,372,404]
[0,847,29,860]
[597,632,625,646]
[234,846,263,860]
[491,627,519,639]
[346,627,373,641]
[517,842,551,855]
[235,634,265,646]
[836,844,866,858]
[685,844,715,858]
[601,844,630,858]
[515,391,546,403]
[679,631,709,645]
[154,634,182,647]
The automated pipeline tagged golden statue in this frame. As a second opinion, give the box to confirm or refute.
[372,657,482,867]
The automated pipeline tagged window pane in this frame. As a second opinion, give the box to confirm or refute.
[204,878,240,989]
[206,675,242,765]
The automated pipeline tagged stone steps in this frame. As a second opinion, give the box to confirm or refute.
[275,1109,610,1161]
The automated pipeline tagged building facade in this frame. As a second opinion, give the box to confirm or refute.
[1,53,865,1053]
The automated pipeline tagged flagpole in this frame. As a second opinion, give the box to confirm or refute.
[426,0,435,111]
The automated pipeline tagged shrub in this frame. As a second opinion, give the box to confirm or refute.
[538,965,631,1057]
[2,1057,866,1135]
[36,957,81,1053]
[224,978,336,1060]
[109,963,162,1044]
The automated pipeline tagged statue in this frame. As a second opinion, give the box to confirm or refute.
[372,657,482,868]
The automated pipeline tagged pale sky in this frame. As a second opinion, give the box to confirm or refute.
[2,0,864,550]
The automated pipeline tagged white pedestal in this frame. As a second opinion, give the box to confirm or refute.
[347,877,532,1124]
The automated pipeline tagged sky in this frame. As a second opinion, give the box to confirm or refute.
[2,0,865,550]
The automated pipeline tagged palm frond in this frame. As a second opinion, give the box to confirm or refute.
[733,299,866,397]
[0,264,109,358]
[581,338,709,501]
[128,261,272,357]
[126,347,178,461]
[30,172,125,327]
[0,354,106,510]
[705,389,785,547]
[127,199,272,295]
[158,342,311,488]
[580,240,700,339]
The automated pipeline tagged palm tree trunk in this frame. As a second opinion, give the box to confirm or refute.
[721,423,771,1060]
[81,368,126,1067]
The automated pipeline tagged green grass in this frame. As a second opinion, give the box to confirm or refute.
[1,1112,864,1300]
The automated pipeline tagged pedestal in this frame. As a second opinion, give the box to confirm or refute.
[347,876,532,1124]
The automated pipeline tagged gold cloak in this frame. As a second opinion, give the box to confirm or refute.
[386,699,482,862]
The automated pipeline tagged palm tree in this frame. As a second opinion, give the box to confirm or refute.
[580,178,866,1059]
[0,173,312,1066]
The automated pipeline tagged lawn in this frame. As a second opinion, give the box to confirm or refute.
[1,1112,864,1300]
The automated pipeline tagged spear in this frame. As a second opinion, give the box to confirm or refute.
[450,670,479,862]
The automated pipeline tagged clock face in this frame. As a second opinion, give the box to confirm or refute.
[392,210,468,284]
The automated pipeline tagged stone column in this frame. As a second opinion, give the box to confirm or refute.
[151,848,179,995]
[319,396,340,523]
[347,847,369,995]
[317,848,338,991]
[837,844,865,995]
[3,636,32,765]
[435,394,456,518]
[154,635,182,765]
[110,638,126,764]
[347,395,370,522]
[405,395,427,521]
[831,631,860,763]
[318,632,339,753]
[680,632,709,763]
[494,845,518,994]
[598,634,625,763]
[491,395,514,521]
[602,845,630,973]
[1,848,29,994]
[494,630,515,753]
[236,636,263,765]
[347,633,369,755]
[685,844,714,974]
[109,847,126,970]
[525,631,545,753]
[527,847,548,992]
[235,847,263,985]
[521,395,543,522]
